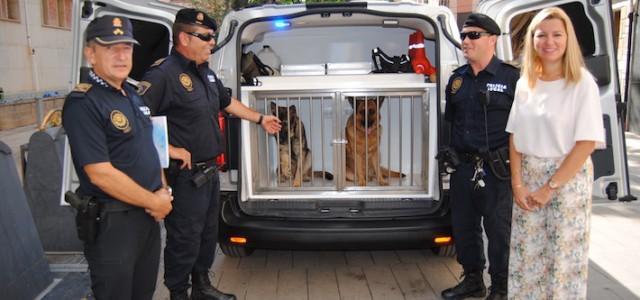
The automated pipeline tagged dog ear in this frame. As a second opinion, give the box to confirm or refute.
[270,102,278,115]
[346,97,354,108]
[378,96,384,106]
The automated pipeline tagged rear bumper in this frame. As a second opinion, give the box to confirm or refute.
[218,198,452,250]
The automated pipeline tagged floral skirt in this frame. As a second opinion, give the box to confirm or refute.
[508,155,593,300]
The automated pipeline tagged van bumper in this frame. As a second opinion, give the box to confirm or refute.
[218,198,452,250]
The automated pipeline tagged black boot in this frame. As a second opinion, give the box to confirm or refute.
[441,271,486,300]
[191,272,236,300]
[170,289,189,300]
[485,279,507,300]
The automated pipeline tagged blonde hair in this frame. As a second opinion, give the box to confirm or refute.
[521,7,584,88]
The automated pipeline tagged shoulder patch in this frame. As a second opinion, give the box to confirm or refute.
[71,83,92,93]
[450,77,463,94]
[151,57,167,68]
[137,81,152,96]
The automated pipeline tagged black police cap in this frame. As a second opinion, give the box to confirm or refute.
[175,8,217,31]
[463,13,501,35]
[85,15,139,45]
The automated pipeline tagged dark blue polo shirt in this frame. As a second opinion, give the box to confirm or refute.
[62,70,162,201]
[140,50,231,163]
[444,56,519,153]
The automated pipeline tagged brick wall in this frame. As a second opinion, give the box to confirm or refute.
[0,97,64,130]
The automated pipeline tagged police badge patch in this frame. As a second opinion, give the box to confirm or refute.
[451,77,463,94]
[110,110,131,133]
[179,73,193,92]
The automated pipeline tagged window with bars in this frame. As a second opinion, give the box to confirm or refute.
[0,0,20,22]
[42,0,72,29]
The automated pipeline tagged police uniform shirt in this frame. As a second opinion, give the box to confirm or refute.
[62,70,162,201]
[444,56,519,153]
[140,49,231,163]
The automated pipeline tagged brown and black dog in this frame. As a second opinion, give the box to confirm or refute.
[271,102,333,187]
[345,97,404,186]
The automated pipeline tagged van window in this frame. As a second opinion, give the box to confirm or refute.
[130,20,170,80]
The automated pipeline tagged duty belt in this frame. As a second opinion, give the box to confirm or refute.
[459,152,483,163]
[193,159,218,171]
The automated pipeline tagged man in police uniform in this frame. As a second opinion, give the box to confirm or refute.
[62,16,173,300]
[441,14,519,300]
[140,8,281,300]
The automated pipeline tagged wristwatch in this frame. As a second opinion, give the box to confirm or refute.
[547,178,560,190]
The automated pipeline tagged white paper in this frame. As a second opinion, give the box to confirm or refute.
[151,116,169,168]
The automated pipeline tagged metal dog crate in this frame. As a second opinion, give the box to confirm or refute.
[240,74,438,201]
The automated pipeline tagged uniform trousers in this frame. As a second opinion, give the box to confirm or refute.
[84,207,160,300]
[449,161,513,284]
[164,166,220,292]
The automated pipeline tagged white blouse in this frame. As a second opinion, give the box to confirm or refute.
[505,68,605,158]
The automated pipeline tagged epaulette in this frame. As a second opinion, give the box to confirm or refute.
[150,57,167,68]
[137,80,152,96]
[71,83,92,93]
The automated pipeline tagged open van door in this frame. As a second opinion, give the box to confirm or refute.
[64,0,179,194]
[477,0,635,201]
[627,0,640,134]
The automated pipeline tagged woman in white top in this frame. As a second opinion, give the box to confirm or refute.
[505,7,605,299]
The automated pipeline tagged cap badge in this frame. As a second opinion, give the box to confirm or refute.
[113,17,122,27]
[197,12,204,22]
[110,110,131,133]
[179,73,193,92]
[451,77,463,94]
[113,28,124,35]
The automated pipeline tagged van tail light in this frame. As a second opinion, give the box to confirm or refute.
[434,236,452,245]
[216,112,227,171]
[229,236,247,244]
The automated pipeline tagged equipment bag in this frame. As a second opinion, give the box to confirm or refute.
[241,51,276,85]
[371,47,413,73]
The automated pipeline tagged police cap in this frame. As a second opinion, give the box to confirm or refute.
[175,8,217,31]
[463,13,501,35]
[85,15,140,45]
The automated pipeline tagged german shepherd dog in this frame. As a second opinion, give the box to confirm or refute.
[345,97,404,186]
[271,103,333,187]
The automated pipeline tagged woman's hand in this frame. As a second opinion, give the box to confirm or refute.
[527,185,553,209]
[513,185,535,211]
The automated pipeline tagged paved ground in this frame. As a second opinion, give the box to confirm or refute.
[2,126,639,300]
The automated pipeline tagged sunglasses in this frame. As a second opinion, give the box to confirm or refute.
[460,31,491,40]
[186,32,215,42]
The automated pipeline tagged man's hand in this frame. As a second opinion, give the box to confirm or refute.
[170,146,192,169]
[146,187,173,221]
[261,115,282,134]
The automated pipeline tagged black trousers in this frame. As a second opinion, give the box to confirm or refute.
[84,207,161,300]
[164,167,220,292]
[449,161,512,284]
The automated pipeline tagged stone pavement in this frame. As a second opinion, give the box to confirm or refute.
[1,126,639,299]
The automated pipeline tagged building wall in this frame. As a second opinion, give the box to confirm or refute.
[0,0,72,101]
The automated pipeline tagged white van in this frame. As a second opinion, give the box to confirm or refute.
[68,0,632,257]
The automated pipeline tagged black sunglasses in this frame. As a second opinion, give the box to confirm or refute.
[186,32,215,42]
[460,31,491,40]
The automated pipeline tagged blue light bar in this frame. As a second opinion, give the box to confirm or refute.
[274,20,291,28]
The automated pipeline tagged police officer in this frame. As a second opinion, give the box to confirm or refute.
[62,16,173,300]
[140,8,281,300]
[441,14,519,300]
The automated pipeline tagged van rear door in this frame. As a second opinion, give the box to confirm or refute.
[477,0,634,201]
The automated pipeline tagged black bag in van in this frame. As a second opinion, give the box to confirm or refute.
[241,51,275,85]
[371,47,413,73]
